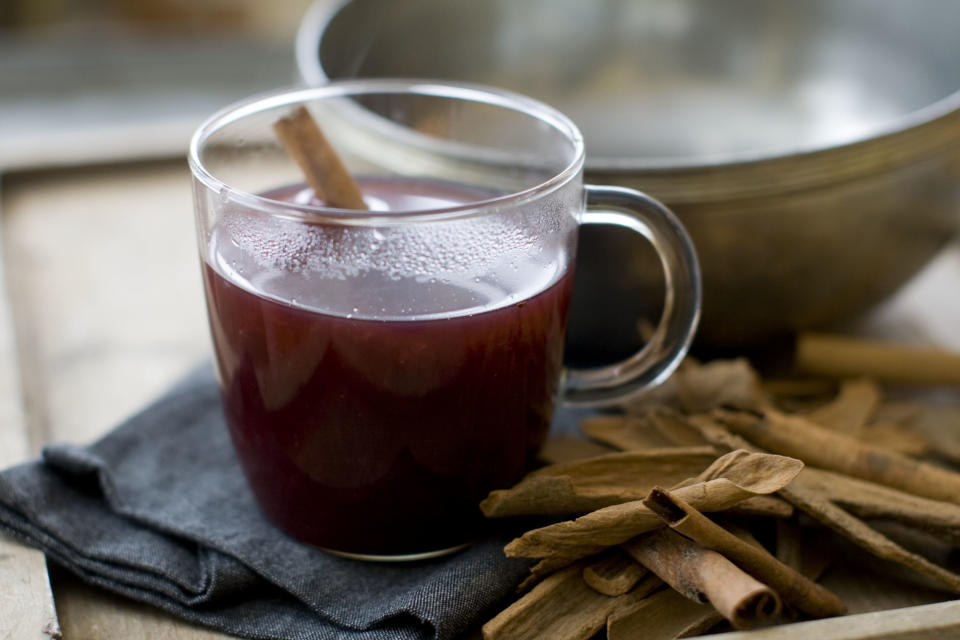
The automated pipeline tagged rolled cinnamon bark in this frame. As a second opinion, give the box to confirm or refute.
[582,549,648,597]
[806,378,881,434]
[504,450,803,561]
[644,487,847,619]
[482,563,662,640]
[796,333,960,386]
[606,586,722,640]
[688,413,960,594]
[480,448,717,518]
[624,528,780,629]
[273,105,368,210]
[717,409,960,506]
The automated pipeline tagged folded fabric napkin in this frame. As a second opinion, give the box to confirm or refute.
[0,365,537,640]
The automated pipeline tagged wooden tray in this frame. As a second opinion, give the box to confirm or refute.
[2,160,959,639]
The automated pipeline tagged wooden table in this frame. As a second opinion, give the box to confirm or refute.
[1,161,227,638]
[1,160,959,639]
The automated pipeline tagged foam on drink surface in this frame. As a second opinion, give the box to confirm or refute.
[208,179,569,321]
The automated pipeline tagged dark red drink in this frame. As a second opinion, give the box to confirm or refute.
[201,179,575,556]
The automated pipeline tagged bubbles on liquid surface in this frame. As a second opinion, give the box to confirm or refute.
[211,178,572,320]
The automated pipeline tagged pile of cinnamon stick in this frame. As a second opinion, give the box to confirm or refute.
[481,334,960,639]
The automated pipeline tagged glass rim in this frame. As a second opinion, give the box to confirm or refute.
[188,79,586,225]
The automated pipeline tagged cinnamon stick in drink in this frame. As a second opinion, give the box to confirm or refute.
[624,529,781,629]
[273,105,368,210]
[644,487,847,619]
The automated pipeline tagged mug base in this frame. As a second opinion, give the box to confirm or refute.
[319,541,473,562]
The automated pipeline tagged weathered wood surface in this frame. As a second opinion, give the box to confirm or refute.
[52,569,230,640]
[1,160,959,639]
[705,599,960,640]
[0,181,60,639]
[2,161,228,639]
[3,163,210,446]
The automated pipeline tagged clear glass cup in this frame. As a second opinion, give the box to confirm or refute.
[189,80,700,560]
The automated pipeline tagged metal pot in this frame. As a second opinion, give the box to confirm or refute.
[297,0,960,353]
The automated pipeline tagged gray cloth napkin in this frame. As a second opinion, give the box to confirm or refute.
[0,365,536,640]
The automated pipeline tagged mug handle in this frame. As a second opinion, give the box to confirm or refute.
[563,184,702,406]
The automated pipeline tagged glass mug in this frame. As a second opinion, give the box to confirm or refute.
[189,80,700,560]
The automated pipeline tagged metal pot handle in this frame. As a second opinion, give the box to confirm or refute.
[563,184,702,406]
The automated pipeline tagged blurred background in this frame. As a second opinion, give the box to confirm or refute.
[2,0,957,357]
[0,0,313,170]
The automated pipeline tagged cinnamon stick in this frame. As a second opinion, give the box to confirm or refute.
[573,414,791,518]
[580,412,712,451]
[649,410,715,447]
[538,434,617,464]
[859,423,929,457]
[624,529,781,629]
[580,415,679,450]
[673,358,772,414]
[781,472,960,593]
[620,358,771,416]
[482,563,662,640]
[874,401,960,464]
[272,105,368,210]
[606,587,722,640]
[796,333,960,386]
[775,519,835,582]
[806,378,881,435]
[517,557,577,593]
[729,495,795,519]
[687,412,960,594]
[644,487,847,619]
[480,448,717,518]
[716,409,960,506]
[763,377,837,399]
[582,548,648,596]
[687,414,762,454]
[798,466,960,547]
[504,450,803,561]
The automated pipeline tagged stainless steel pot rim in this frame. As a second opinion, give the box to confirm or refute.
[295,0,960,173]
